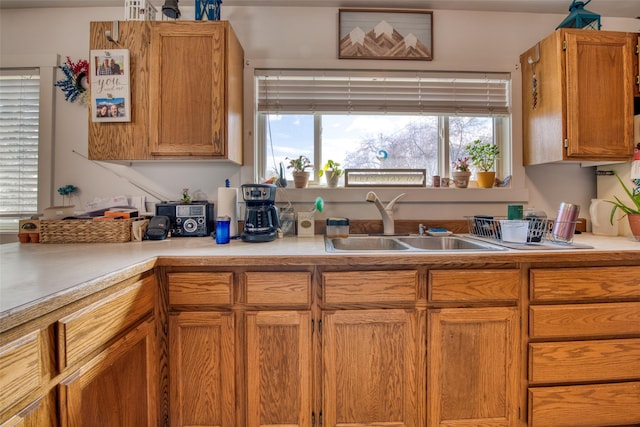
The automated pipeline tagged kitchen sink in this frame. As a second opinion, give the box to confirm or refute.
[329,236,411,251]
[325,235,506,252]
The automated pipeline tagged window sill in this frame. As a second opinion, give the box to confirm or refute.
[273,186,529,204]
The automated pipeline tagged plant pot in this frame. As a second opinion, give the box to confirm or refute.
[476,171,496,188]
[292,171,310,188]
[326,173,340,188]
[452,171,471,188]
[628,214,640,241]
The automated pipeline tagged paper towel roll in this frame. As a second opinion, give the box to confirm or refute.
[217,187,238,236]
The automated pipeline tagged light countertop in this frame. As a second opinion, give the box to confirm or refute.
[1,233,638,332]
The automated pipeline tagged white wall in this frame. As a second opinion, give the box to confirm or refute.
[1,6,637,224]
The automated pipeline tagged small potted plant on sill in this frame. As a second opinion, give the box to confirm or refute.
[466,139,500,188]
[287,155,313,188]
[606,172,640,241]
[451,157,471,188]
[318,159,344,188]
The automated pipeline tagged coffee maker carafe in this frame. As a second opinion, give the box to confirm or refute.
[241,184,280,242]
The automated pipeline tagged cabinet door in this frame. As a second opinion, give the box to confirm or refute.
[564,31,635,160]
[322,309,422,427]
[149,22,226,157]
[59,318,157,427]
[169,311,235,427]
[246,311,312,427]
[428,307,519,427]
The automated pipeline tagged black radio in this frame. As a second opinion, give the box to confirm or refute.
[155,201,214,237]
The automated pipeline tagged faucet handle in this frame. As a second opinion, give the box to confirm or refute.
[418,224,425,236]
[386,193,406,210]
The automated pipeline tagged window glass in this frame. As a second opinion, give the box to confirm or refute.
[257,69,510,186]
[262,113,502,184]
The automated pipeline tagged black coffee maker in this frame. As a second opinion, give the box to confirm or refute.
[241,184,280,242]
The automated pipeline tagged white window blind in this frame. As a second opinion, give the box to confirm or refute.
[0,69,40,216]
[256,69,510,115]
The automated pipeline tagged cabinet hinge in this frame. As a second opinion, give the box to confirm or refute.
[165,415,169,427]
[312,411,315,426]
[319,319,322,335]
[320,411,323,426]
[164,322,168,335]
[562,40,567,51]
[564,138,568,148]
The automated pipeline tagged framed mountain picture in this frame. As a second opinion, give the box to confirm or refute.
[338,9,433,60]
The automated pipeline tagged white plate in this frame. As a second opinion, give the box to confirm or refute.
[427,230,453,237]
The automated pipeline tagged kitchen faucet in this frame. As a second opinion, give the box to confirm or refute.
[365,191,405,235]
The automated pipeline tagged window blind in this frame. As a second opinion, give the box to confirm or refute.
[256,69,510,116]
[0,69,40,216]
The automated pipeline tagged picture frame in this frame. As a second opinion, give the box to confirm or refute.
[339,9,433,60]
[90,49,131,122]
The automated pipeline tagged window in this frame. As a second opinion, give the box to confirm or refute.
[256,69,511,185]
[0,69,40,218]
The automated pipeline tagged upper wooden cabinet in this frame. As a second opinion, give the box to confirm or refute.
[520,29,636,165]
[88,21,243,163]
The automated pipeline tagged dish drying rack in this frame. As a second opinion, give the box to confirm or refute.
[466,216,578,245]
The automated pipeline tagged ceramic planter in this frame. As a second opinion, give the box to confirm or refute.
[452,171,471,188]
[476,171,496,188]
[326,173,340,188]
[292,171,310,188]
[628,214,640,241]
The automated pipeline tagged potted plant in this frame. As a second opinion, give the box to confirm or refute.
[466,139,500,188]
[287,155,312,188]
[451,157,471,188]
[606,172,640,241]
[318,159,344,187]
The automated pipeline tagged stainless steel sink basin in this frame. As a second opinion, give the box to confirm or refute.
[397,236,500,251]
[329,236,411,251]
[325,235,505,252]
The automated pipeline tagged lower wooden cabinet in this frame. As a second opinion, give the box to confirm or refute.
[528,267,640,427]
[322,309,423,427]
[58,317,157,426]
[245,311,312,427]
[428,307,520,427]
[168,311,235,427]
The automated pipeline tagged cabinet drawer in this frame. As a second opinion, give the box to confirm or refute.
[530,266,640,302]
[57,275,155,370]
[322,270,417,305]
[244,272,311,306]
[0,331,41,413]
[429,269,519,302]
[168,272,233,307]
[529,338,640,384]
[528,381,640,427]
[530,302,640,339]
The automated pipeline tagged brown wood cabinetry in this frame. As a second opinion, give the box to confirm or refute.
[427,269,520,427]
[166,272,236,427]
[169,311,235,427]
[149,22,243,161]
[246,311,312,427]
[520,29,636,165]
[59,317,157,426]
[0,271,158,427]
[244,271,312,427]
[527,266,640,427]
[88,21,243,162]
[321,270,423,427]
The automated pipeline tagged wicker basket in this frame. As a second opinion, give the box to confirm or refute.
[40,218,137,243]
